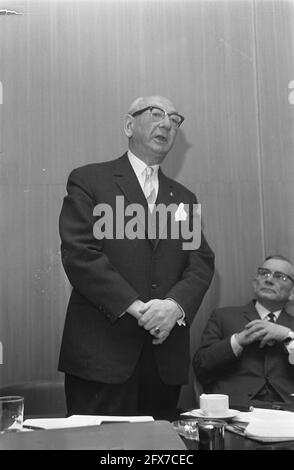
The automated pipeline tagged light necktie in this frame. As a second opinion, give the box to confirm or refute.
[143,167,156,206]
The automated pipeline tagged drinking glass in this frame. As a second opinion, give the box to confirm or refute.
[0,396,24,433]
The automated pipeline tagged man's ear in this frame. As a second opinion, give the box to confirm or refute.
[124,114,134,137]
[288,286,294,302]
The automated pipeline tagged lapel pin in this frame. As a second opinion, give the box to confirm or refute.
[170,192,174,197]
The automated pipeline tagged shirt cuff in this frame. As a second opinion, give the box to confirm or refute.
[286,341,294,364]
[231,334,243,357]
[166,298,186,326]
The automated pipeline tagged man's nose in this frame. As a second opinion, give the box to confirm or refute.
[265,276,274,284]
[159,115,172,129]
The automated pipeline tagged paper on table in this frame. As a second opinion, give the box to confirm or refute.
[23,415,103,429]
[23,414,154,430]
[232,407,294,423]
[98,415,154,423]
[231,409,294,442]
[245,417,294,442]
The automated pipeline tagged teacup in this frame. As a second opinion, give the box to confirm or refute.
[199,393,229,417]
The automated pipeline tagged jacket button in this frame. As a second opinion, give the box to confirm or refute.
[151,283,157,289]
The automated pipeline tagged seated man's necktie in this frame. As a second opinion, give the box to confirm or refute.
[267,313,276,323]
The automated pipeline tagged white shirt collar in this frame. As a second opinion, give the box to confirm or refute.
[127,150,159,178]
[255,301,282,320]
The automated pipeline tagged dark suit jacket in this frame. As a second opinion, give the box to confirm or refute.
[193,301,294,406]
[58,153,214,385]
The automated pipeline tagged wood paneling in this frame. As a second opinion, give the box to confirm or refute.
[0,184,69,382]
[0,0,293,408]
[254,0,294,315]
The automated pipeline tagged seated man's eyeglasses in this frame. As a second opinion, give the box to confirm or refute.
[257,267,294,284]
[131,106,185,129]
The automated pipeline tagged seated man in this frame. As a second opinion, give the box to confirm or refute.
[193,255,294,408]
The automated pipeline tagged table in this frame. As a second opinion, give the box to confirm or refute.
[0,420,187,450]
[2,415,294,450]
[180,428,294,450]
[181,403,294,450]
[181,423,294,450]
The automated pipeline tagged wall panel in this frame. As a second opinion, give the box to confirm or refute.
[255,0,294,314]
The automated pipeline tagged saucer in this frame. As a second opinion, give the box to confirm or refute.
[183,409,240,420]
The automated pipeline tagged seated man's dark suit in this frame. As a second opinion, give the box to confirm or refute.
[193,301,294,408]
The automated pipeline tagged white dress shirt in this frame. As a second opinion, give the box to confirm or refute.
[127,150,159,203]
[124,151,186,325]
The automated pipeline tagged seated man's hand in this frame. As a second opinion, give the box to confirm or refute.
[138,299,181,345]
[244,320,291,348]
[235,328,260,347]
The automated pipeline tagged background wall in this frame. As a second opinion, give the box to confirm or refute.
[0,0,293,409]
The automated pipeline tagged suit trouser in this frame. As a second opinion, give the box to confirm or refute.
[64,337,181,420]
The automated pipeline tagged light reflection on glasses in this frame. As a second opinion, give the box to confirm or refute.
[257,267,294,284]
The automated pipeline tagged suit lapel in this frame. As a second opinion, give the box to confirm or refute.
[152,169,176,250]
[113,154,152,245]
[113,155,181,250]
[114,153,147,208]
[156,168,175,206]
[242,301,260,323]
[276,309,292,328]
[242,301,292,328]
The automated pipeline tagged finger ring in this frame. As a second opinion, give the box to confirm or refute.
[154,327,160,335]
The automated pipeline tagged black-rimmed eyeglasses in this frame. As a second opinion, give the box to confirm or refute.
[257,267,294,284]
[131,106,185,129]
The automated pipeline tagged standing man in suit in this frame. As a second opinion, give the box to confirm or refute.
[193,255,294,409]
[58,95,214,419]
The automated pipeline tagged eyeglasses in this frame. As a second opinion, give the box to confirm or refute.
[257,267,294,284]
[131,106,185,129]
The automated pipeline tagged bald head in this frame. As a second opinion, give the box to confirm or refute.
[127,95,177,115]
